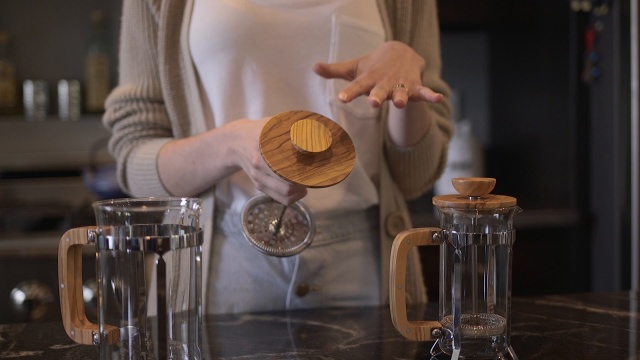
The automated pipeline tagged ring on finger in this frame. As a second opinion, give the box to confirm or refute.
[393,83,407,91]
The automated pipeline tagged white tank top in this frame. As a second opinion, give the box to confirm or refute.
[189,0,385,214]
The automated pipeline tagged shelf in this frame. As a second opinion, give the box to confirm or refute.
[0,114,103,123]
[0,117,113,172]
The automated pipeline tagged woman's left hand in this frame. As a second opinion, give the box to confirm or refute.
[312,40,443,109]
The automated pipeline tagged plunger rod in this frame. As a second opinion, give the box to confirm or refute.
[272,205,287,236]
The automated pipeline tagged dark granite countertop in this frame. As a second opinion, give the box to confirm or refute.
[0,291,638,359]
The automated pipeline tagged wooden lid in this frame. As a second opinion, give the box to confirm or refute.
[259,110,356,188]
[432,177,517,209]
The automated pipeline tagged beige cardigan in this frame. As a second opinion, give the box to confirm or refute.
[104,0,453,308]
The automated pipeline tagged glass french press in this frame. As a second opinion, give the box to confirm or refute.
[390,177,521,359]
[58,197,204,360]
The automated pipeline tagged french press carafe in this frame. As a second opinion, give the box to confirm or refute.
[58,197,204,360]
[390,177,521,360]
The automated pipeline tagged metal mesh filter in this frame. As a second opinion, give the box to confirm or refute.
[241,194,314,257]
[440,313,507,337]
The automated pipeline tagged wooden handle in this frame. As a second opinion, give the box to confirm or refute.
[58,227,118,345]
[389,228,442,341]
[290,119,332,154]
[451,177,496,196]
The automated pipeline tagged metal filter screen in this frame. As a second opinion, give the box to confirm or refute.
[241,194,314,257]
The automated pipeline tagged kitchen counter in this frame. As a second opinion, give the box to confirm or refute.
[0,291,638,359]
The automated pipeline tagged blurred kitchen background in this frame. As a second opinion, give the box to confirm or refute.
[0,0,637,324]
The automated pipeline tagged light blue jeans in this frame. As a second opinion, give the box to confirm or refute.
[206,205,381,314]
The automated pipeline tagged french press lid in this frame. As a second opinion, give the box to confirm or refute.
[241,110,356,257]
[259,110,356,187]
[432,177,517,210]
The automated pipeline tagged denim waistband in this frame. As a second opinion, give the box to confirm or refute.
[214,203,379,246]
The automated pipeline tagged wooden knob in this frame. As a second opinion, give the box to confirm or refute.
[452,177,496,197]
[290,119,332,154]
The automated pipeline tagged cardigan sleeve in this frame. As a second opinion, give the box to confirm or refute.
[383,0,453,200]
[102,0,173,197]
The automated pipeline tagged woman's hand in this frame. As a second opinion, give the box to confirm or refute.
[226,118,307,206]
[158,117,306,205]
[312,41,443,109]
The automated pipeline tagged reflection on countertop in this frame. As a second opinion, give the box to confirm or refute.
[0,291,638,359]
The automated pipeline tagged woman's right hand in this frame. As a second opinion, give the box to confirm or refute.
[225,117,307,206]
[158,116,306,205]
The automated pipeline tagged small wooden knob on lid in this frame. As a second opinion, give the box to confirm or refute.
[259,110,356,188]
[452,177,495,197]
[433,177,517,209]
[290,119,333,154]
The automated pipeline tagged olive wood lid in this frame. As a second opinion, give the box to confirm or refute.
[432,177,517,209]
[259,110,356,188]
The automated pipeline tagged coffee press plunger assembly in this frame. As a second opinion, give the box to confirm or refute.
[390,177,521,360]
[241,110,356,257]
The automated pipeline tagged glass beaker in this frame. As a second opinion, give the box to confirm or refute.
[390,178,521,360]
[58,197,203,360]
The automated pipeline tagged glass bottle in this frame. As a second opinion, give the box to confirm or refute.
[0,31,18,116]
[84,10,111,113]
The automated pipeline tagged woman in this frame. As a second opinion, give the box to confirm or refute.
[104,0,452,314]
